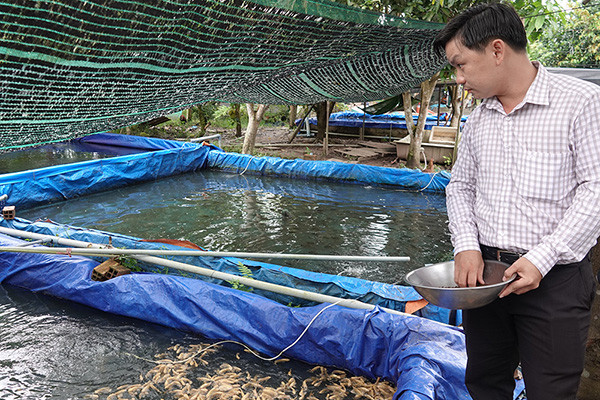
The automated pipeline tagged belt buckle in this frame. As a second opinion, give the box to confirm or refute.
[496,249,521,263]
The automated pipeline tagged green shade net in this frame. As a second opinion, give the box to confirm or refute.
[0,0,446,151]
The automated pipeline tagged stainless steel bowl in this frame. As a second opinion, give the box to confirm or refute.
[404,260,516,310]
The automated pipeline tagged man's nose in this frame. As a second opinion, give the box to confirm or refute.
[455,70,466,85]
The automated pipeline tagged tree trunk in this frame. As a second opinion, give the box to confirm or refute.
[406,72,440,169]
[448,85,466,127]
[315,101,335,142]
[289,105,298,129]
[242,103,268,154]
[230,103,242,137]
[577,241,600,399]
[196,105,207,135]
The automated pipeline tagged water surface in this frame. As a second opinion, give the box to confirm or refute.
[0,141,148,174]
[20,170,452,283]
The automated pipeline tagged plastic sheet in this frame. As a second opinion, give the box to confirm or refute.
[0,217,458,325]
[0,135,211,209]
[207,151,451,192]
[0,231,470,400]
[296,111,468,131]
[75,132,188,151]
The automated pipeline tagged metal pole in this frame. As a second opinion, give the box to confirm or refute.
[0,227,409,262]
[0,245,410,262]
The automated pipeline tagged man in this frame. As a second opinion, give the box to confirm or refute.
[433,3,600,400]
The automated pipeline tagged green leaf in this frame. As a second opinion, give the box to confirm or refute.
[534,15,545,30]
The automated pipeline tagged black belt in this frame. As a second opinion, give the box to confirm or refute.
[480,244,524,265]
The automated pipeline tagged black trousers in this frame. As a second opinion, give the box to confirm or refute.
[463,250,596,400]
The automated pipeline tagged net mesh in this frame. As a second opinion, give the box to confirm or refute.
[0,0,446,151]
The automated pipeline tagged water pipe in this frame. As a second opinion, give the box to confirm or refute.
[0,194,8,202]
[0,245,410,262]
[188,134,221,147]
[0,227,425,320]
[0,229,409,262]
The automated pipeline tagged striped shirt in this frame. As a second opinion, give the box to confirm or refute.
[446,62,600,276]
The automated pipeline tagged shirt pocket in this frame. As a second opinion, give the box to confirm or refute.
[514,150,574,201]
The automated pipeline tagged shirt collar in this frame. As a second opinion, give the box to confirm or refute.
[481,61,550,114]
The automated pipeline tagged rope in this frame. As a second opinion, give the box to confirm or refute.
[419,171,441,192]
[240,156,256,175]
[126,300,342,364]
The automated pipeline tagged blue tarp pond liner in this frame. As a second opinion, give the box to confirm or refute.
[0,217,458,324]
[0,132,525,399]
[0,228,471,400]
[0,132,450,210]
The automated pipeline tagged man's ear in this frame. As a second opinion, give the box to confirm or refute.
[489,39,505,65]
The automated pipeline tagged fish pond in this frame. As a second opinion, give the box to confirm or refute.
[3,156,454,399]
[19,169,453,283]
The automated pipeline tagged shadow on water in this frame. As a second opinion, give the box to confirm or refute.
[20,170,453,283]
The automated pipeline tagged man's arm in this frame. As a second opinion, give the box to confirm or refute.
[520,91,600,278]
[446,120,485,287]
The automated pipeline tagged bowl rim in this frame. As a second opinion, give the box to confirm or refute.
[404,265,517,291]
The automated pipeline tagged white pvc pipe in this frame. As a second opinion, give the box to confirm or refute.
[189,134,221,147]
[0,227,423,320]
[0,246,410,262]
[0,228,409,262]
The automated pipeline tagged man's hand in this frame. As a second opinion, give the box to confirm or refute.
[499,258,542,298]
[454,250,485,287]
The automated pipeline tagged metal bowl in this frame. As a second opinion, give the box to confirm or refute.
[404,260,516,310]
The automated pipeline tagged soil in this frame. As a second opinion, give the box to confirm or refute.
[207,126,406,169]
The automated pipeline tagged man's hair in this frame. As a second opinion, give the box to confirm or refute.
[433,3,527,53]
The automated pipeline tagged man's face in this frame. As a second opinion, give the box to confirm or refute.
[444,37,499,99]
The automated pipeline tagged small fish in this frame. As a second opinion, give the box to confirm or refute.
[93,387,112,395]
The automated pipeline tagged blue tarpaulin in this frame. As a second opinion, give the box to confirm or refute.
[296,111,468,131]
[0,135,211,209]
[299,111,441,131]
[0,217,457,325]
[206,152,450,192]
[0,133,450,211]
[0,231,470,400]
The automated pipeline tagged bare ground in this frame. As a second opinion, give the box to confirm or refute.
[210,126,403,169]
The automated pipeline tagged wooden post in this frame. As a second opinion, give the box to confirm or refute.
[451,85,464,168]
[323,100,332,155]
[360,102,366,140]
[288,105,314,144]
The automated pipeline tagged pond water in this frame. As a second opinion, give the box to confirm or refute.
[20,170,453,283]
[0,141,148,174]
[0,285,397,400]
